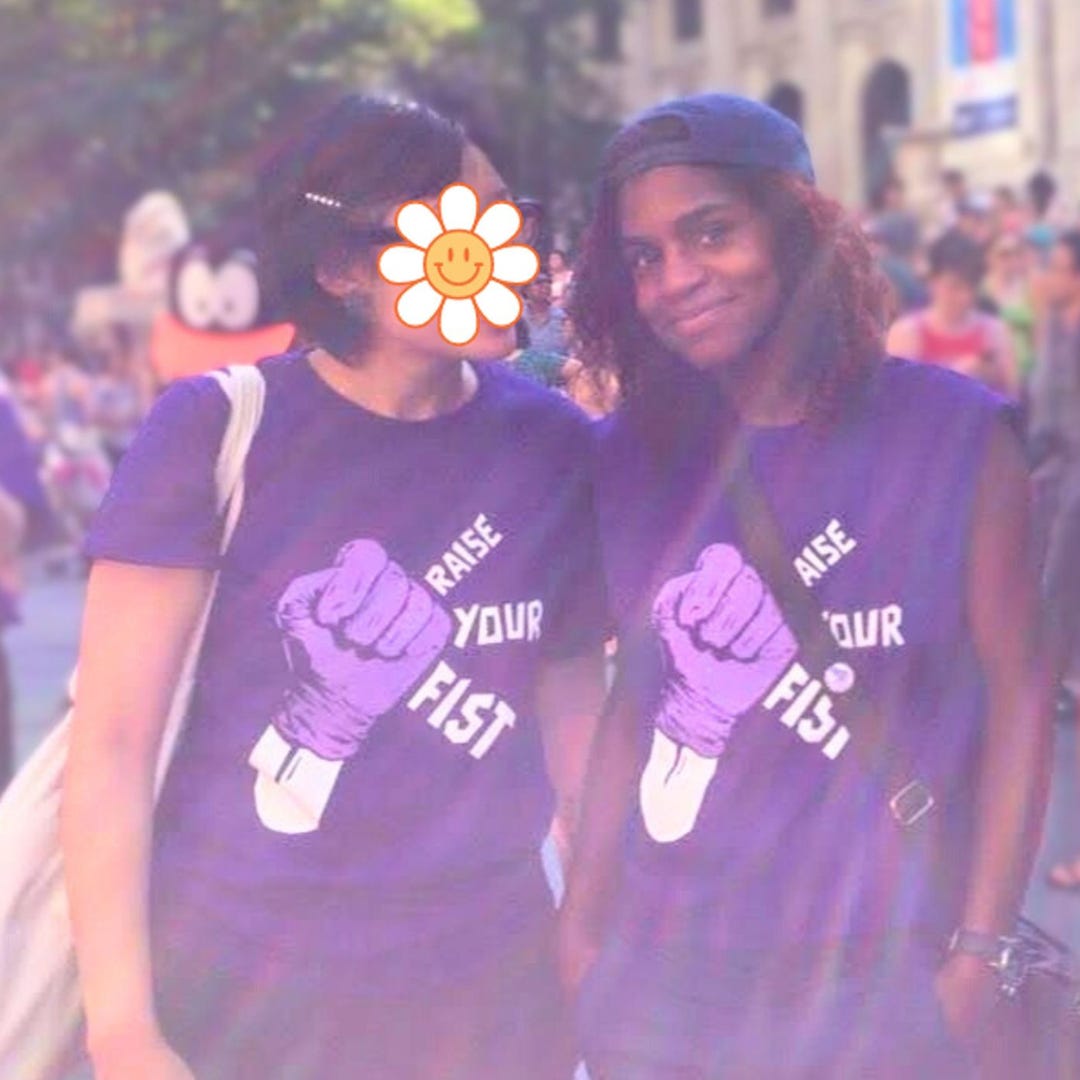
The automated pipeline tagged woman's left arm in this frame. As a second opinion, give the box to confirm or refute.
[936,415,1056,1038]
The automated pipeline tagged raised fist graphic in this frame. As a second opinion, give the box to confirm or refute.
[641,544,798,843]
[273,538,452,760]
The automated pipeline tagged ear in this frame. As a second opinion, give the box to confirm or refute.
[314,251,376,301]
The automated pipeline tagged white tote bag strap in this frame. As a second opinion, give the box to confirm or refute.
[152,364,266,792]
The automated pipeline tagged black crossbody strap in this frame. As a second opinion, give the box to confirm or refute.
[725,454,937,831]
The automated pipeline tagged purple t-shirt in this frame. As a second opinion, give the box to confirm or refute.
[86,352,606,984]
[593,357,1011,963]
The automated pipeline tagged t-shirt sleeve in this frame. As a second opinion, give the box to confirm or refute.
[84,376,229,569]
[539,420,612,660]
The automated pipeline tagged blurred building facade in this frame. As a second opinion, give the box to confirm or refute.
[587,0,1080,212]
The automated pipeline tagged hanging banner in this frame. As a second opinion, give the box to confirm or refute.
[947,0,1018,137]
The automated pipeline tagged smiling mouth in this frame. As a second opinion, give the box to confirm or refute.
[435,263,483,287]
[670,300,736,333]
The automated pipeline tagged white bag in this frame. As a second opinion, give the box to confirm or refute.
[0,365,266,1080]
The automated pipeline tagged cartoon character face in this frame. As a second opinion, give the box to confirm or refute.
[423,230,495,300]
[153,239,294,383]
[173,247,262,333]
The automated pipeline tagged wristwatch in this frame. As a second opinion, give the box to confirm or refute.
[947,928,1026,996]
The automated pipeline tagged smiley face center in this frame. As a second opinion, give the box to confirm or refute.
[425,230,494,299]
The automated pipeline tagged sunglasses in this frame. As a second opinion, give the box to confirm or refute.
[305,191,544,250]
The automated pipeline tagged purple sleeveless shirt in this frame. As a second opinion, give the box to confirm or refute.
[593,356,1012,961]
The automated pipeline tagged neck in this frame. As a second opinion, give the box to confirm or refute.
[718,334,809,427]
[1063,297,1080,329]
[309,344,477,421]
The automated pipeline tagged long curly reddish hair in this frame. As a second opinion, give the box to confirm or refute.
[568,163,894,431]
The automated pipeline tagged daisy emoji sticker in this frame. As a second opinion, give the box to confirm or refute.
[378,183,540,346]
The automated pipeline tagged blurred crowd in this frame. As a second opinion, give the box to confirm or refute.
[864,169,1080,696]
[0,317,153,576]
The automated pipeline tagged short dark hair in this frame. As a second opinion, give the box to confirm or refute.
[869,175,902,212]
[1027,170,1057,217]
[1058,229,1080,276]
[257,96,467,355]
[927,231,985,286]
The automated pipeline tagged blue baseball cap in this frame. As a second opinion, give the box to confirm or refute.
[605,92,815,187]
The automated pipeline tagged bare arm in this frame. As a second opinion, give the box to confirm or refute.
[960,418,1054,934]
[534,646,608,870]
[61,560,213,1071]
[935,417,1055,1040]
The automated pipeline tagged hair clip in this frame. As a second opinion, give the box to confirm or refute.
[303,191,344,210]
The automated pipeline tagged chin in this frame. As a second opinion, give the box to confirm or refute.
[677,337,744,371]
[462,324,517,361]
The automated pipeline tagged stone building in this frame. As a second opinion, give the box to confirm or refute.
[584,0,1080,213]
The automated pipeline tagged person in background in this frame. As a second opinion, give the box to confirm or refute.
[87,325,154,468]
[561,355,619,420]
[864,223,926,317]
[548,248,573,304]
[992,185,1025,237]
[935,168,969,236]
[982,233,1037,391]
[865,177,925,316]
[6,319,52,447]
[27,340,112,572]
[887,232,1018,398]
[1030,230,1080,891]
[516,271,572,390]
[952,196,996,256]
[32,337,94,440]
[867,176,920,262]
[0,380,56,790]
[1024,171,1062,267]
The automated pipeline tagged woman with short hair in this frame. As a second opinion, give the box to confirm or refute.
[63,95,607,1080]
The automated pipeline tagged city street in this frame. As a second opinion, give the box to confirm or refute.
[9,558,1080,956]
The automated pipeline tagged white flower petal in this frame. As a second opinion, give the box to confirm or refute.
[395,202,443,249]
[492,245,540,285]
[439,298,479,345]
[438,184,478,232]
[474,202,522,249]
[377,244,425,285]
[396,280,443,327]
[474,280,522,328]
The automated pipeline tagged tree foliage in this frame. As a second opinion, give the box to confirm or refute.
[0,0,622,273]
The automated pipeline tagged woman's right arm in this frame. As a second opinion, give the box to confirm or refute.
[61,559,214,1079]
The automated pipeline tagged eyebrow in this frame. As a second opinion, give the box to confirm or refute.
[621,199,739,245]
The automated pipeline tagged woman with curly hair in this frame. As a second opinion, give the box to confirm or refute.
[558,94,1053,1078]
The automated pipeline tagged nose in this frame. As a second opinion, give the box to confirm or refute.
[658,246,707,303]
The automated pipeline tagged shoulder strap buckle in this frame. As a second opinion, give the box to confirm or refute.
[889,779,935,828]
